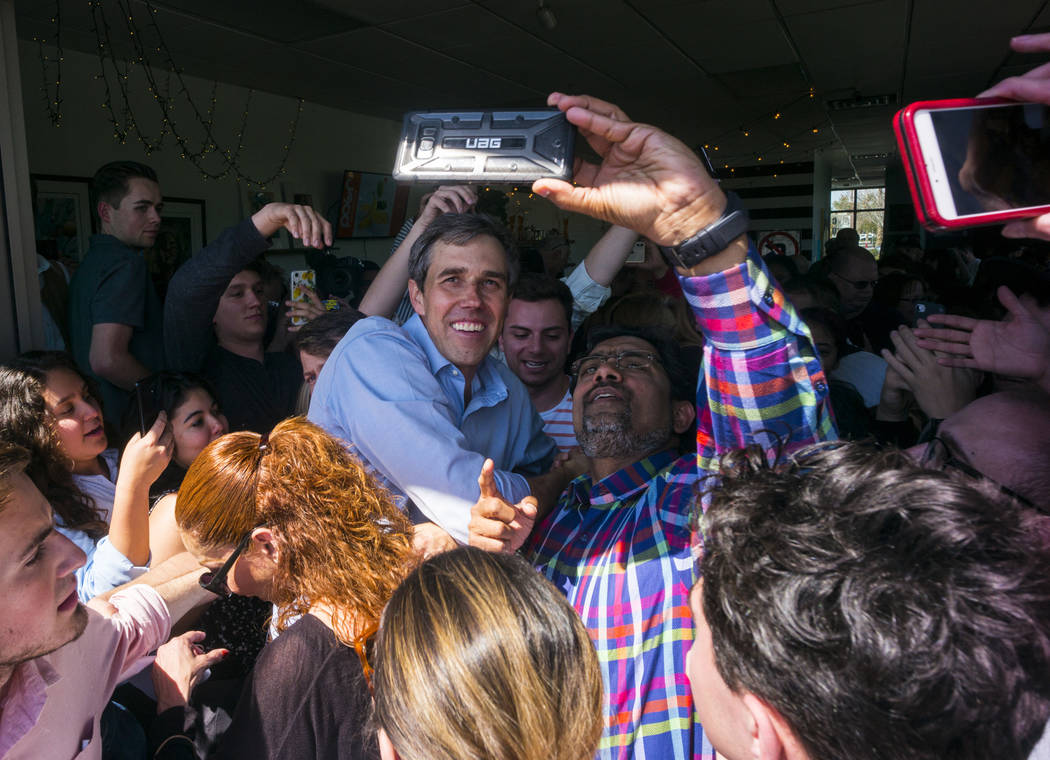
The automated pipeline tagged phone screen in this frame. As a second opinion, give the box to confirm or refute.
[915,103,1050,219]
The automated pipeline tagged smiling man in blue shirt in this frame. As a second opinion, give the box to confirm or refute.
[308,213,571,544]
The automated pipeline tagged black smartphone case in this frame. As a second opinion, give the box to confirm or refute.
[392,109,575,183]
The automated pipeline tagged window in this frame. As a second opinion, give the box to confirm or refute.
[830,187,884,254]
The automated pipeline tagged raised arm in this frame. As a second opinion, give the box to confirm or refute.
[358,186,477,318]
[164,203,332,371]
[531,93,835,469]
[107,412,174,566]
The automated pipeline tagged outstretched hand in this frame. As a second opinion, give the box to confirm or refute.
[252,202,333,249]
[914,286,1050,390]
[980,34,1050,239]
[152,631,228,713]
[532,93,725,247]
[468,458,537,554]
[880,324,980,419]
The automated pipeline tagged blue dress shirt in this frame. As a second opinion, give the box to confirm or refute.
[308,314,556,543]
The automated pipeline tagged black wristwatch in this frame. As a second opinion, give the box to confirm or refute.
[659,191,749,269]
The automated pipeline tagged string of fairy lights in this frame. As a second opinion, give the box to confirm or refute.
[32,1,842,188]
[701,87,840,178]
[33,0,303,188]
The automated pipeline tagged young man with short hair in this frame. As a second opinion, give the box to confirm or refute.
[691,442,1050,760]
[0,442,215,758]
[68,161,165,417]
[500,273,578,451]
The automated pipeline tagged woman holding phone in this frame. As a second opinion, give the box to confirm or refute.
[0,351,171,599]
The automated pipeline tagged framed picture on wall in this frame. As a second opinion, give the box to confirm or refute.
[144,197,206,301]
[336,170,410,238]
[32,175,94,261]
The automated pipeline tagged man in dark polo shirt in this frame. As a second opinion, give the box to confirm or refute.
[68,161,165,418]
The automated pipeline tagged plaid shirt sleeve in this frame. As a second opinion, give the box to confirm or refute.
[678,244,837,475]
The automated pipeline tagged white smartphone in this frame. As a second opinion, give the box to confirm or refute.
[896,98,1050,229]
[289,269,317,327]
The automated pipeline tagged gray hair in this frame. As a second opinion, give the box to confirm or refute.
[407,213,519,292]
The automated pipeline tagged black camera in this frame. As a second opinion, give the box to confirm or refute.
[305,248,365,304]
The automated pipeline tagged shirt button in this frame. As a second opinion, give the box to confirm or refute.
[763,287,775,305]
[580,532,591,542]
[815,380,827,393]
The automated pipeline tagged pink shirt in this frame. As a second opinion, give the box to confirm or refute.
[0,585,170,759]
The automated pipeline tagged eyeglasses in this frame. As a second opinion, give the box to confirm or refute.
[198,531,254,599]
[353,621,378,696]
[831,271,878,290]
[570,350,661,379]
[920,436,1035,508]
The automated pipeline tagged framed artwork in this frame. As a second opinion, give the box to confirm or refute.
[144,197,206,301]
[32,175,94,260]
[336,170,410,238]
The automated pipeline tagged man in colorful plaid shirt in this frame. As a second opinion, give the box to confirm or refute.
[469,91,836,760]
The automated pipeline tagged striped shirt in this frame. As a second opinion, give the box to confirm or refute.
[538,388,578,452]
[525,245,835,760]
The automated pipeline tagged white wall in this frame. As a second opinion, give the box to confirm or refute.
[19,42,607,274]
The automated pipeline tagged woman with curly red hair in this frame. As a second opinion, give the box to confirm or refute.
[152,416,416,759]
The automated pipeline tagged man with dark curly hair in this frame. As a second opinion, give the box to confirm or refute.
[690,442,1050,760]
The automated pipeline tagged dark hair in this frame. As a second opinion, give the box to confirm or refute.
[511,273,573,328]
[408,213,519,292]
[293,308,365,360]
[825,244,875,276]
[0,441,30,513]
[574,324,694,403]
[118,372,223,497]
[873,271,926,313]
[799,307,849,360]
[0,355,108,538]
[700,441,1050,760]
[91,160,158,211]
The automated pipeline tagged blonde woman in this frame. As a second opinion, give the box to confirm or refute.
[372,546,604,760]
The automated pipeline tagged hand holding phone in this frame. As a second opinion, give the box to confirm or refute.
[134,379,159,437]
[894,98,1050,231]
[289,270,318,327]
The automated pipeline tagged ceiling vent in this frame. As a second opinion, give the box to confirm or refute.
[826,94,896,111]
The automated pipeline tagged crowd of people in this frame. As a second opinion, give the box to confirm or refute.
[2,31,1050,760]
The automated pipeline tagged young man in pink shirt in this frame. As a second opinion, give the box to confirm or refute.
[0,442,214,759]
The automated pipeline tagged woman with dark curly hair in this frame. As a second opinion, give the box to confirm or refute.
[0,352,171,599]
[151,416,417,759]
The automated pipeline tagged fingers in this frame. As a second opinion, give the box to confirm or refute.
[548,92,631,122]
[477,458,501,500]
[548,92,631,156]
[997,285,1029,318]
[880,346,915,388]
[518,495,538,520]
[532,178,606,217]
[923,312,977,330]
[561,103,640,158]
[1011,32,1050,53]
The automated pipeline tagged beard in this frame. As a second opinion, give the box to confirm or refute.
[577,406,671,460]
[0,603,88,671]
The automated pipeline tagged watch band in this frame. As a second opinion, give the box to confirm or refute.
[659,191,749,269]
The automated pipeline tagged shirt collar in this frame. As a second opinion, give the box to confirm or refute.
[0,658,60,756]
[568,448,681,508]
[403,314,453,375]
